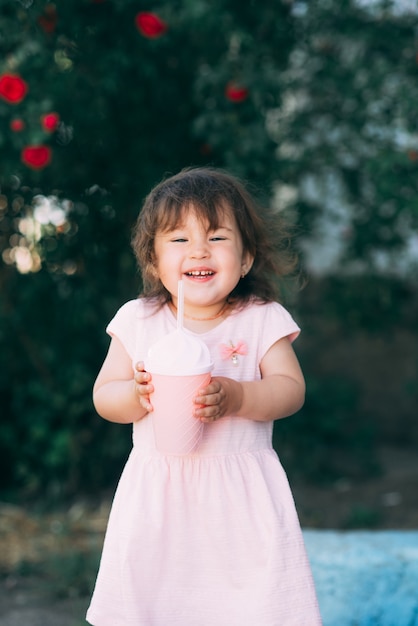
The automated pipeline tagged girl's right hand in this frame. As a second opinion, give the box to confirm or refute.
[134,362,154,413]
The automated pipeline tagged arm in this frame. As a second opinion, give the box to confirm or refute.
[194,336,305,423]
[93,336,149,424]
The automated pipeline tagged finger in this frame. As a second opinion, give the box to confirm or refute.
[135,380,153,397]
[197,380,221,397]
[195,391,223,408]
[135,385,153,412]
[195,403,223,422]
[135,370,151,385]
[133,376,154,412]
[140,398,153,412]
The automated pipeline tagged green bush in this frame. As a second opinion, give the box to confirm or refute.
[1,1,418,501]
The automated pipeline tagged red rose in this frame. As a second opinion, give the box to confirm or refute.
[21,146,52,170]
[41,112,60,132]
[0,74,28,104]
[10,118,25,132]
[37,4,58,34]
[135,12,167,38]
[225,82,249,103]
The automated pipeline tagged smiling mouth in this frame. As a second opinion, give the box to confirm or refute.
[185,270,214,276]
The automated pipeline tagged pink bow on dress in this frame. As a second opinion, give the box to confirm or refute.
[220,340,248,365]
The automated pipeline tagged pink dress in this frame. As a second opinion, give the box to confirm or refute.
[86,299,322,626]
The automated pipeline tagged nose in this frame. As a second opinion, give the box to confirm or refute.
[189,235,209,259]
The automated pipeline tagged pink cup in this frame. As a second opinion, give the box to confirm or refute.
[150,371,211,455]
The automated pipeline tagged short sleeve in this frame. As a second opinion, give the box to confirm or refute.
[106,299,140,361]
[257,302,301,362]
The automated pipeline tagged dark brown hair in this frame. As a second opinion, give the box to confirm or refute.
[131,167,298,305]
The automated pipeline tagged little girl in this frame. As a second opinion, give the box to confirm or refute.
[86,167,322,625]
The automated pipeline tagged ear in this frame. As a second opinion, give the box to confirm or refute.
[241,252,254,278]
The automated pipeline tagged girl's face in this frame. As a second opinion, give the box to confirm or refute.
[153,206,253,316]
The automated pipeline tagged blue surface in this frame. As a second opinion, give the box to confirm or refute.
[303,531,418,626]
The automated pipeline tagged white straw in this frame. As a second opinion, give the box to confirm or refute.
[177,280,184,330]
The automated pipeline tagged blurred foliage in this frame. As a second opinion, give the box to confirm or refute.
[15,544,100,600]
[274,373,376,483]
[0,0,417,501]
[275,274,418,483]
[342,504,382,529]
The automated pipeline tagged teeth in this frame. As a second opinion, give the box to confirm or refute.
[186,270,214,276]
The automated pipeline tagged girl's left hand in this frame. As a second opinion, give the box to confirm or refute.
[193,376,242,423]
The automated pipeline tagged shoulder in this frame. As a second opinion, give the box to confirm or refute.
[234,299,301,343]
[106,297,159,331]
[110,297,158,319]
[105,298,162,359]
[238,299,297,320]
